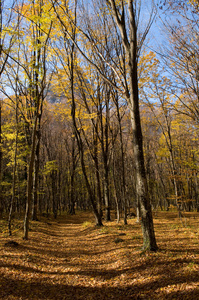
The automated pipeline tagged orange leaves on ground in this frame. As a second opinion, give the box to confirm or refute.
[1,211,199,299]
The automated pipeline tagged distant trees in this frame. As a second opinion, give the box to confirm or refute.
[0,0,18,220]
[0,0,53,238]
[50,0,158,250]
[160,0,199,123]
[153,0,199,213]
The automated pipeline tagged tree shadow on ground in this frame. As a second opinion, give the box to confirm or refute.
[1,268,199,300]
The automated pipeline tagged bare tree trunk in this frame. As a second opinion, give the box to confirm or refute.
[69,2,103,226]
[125,1,157,251]
[129,104,157,250]
[72,100,103,226]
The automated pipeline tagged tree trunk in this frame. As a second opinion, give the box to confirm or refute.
[104,168,111,221]
[69,9,103,226]
[128,80,157,251]
[24,112,38,240]
[94,132,103,219]
[69,137,76,215]
[127,1,157,250]
[8,134,18,235]
[106,0,158,251]
[8,101,19,235]
[115,92,127,225]
[32,129,40,221]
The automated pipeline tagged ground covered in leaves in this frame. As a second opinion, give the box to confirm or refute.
[1,211,199,299]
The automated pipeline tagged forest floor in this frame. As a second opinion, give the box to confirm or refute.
[1,211,199,299]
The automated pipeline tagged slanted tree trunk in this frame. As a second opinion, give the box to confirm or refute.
[68,2,103,226]
[71,73,103,226]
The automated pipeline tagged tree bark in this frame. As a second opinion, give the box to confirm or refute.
[24,109,39,239]
[32,128,40,221]
[125,0,157,251]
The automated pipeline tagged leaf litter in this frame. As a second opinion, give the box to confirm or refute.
[1,211,199,299]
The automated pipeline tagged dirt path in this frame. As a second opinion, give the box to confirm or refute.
[1,211,199,299]
[1,213,138,300]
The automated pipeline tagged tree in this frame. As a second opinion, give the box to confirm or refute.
[23,0,53,239]
[1,0,54,238]
[8,56,21,236]
[0,0,16,77]
[159,0,199,125]
[0,0,18,217]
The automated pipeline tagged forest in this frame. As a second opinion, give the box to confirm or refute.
[0,0,199,298]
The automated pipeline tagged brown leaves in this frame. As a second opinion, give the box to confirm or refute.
[1,211,199,299]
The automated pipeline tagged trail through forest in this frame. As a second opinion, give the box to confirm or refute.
[1,211,199,299]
